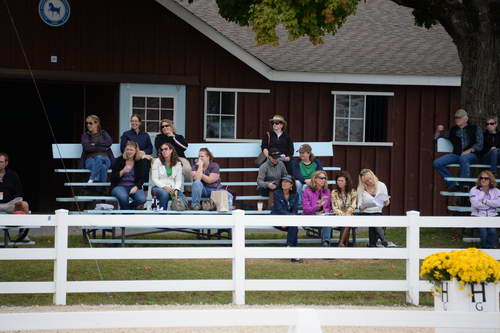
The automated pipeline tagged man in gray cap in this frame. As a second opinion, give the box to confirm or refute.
[433,109,483,191]
[257,147,288,208]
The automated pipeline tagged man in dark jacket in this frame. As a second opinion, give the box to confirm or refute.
[433,109,483,191]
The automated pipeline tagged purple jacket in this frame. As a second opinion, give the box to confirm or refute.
[469,186,500,217]
[302,187,331,215]
[80,130,114,168]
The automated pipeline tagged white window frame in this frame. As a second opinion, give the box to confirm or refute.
[331,91,394,144]
[204,87,270,141]
[130,94,176,136]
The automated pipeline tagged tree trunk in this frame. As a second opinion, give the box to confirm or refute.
[454,2,500,124]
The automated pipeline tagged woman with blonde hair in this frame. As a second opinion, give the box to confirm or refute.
[151,143,184,210]
[469,170,500,248]
[357,169,391,247]
[154,119,191,181]
[110,141,147,210]
[302,170,332,246]
[80,115,114,183]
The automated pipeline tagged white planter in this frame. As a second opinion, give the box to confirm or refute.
[434,279,499,333]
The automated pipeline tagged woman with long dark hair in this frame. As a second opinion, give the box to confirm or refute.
[151,143,184,210]
[331,172,357,247]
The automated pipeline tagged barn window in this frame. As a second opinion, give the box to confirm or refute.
[204,88,270,140]
[331,91,393,143]
[131,95,175,135]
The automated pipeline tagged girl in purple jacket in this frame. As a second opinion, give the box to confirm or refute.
[302,170,332,246]
[469,170,500,248]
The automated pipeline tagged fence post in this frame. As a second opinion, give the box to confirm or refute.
[232,209,245,305]
[53,209,69,305]
[406,210,420,305]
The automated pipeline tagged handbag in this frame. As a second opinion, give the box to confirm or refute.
[201,198,216,211]
[255,132,270,166]
[170,195,189,211]
[210,190,229,211]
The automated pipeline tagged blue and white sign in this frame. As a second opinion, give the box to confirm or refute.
[39,0,70,27]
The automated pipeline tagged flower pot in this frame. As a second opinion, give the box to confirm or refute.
[434,279,499,333]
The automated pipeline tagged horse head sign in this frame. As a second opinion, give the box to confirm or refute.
[39,0,70,27]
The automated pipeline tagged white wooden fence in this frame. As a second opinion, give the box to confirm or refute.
[1,210,499,307]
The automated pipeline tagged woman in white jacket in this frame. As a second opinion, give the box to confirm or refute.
[151,143,184,210]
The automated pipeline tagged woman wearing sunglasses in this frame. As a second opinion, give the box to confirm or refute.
[481,116,500,174]
[469,170,500,248]
[260,115,294,173]
[154,119,191,181]
[302,170,332,246]
[80,115,114,184]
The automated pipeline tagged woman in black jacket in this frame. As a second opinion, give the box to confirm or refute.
[111,141,147,210]
[261,115,294,173]
[154,119,191,181]
[481,116,500,174]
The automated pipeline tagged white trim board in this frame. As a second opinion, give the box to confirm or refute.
[156,0,461,87]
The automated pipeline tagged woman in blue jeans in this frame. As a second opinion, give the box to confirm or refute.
[271,175,301,262]
[80,115,114,183]
[190,148,232,210]
[110,141,147,210]
[151,143,184,210]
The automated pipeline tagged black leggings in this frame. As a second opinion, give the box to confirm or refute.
[358,212,386,247]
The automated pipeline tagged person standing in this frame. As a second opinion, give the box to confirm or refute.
[154,119,191,181]
[433,109,483,191]
[271,175,302,262]
[80,115,114,184]
[260,115,294,173]
[469,170,500,249]
[481,116,500,175]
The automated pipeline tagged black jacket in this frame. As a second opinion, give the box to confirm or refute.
[481,131,500,155]
[0,169,22,203]
[110,157,146,189]
[154,133,188,158]
[261,131,294,158]
[449,124,479,155]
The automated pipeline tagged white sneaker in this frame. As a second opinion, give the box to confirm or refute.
[87,179,94,184]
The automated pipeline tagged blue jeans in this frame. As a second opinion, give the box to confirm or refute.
[321,227,332,242]
[287,226,298,246]
[479,228,497,248]
[191,181,233,207]
[432,153,478,187]
[84,155,111,182]
[111,185,146,210]
[481,149,500,173]
[151,186,185,210]
[295,181,307,206]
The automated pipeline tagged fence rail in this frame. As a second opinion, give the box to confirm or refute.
[0,210,499,306]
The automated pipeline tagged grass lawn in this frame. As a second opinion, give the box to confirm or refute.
[0,226,478,307]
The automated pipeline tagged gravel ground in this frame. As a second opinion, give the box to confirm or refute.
[0,304,434,333]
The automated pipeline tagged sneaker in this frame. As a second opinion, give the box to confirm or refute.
[192,204,201,210]
[87,179,94,184]
[291,258,304,263]
[321,240,330,247]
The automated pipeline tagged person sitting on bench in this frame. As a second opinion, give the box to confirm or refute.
[80,115,114,184]
[433,109,483,191]
[151,143,184,210]
[110,141,147,210]
[257,148,288,209]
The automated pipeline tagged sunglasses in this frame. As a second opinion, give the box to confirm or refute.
[480,177,490,180]
[317,176,327,180]
[272,122,282,125]
[161,125,171,129]
[160,147,171,151]
[86,122,95,125]
[487,122,496,125]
